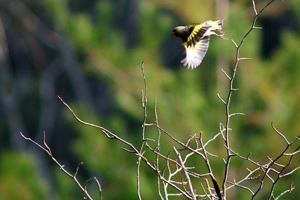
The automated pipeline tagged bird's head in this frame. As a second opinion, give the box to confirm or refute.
[171,26,188,41]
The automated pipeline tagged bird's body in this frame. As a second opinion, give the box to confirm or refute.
[172,19,225,69]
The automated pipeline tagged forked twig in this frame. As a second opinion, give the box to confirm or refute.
[20,132,100,200]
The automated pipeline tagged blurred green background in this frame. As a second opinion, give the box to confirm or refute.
[0,0,300,199]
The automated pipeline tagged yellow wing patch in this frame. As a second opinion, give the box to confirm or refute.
[187,23,210,47]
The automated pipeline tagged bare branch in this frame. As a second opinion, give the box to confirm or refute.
[221,1,280,198]
[271,122,290,144]
[173,147,196,200]
[221,68,232,80]
[20,132,97,200]
[217,93,227,104]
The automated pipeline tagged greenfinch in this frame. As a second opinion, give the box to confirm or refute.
[171,19,225,69]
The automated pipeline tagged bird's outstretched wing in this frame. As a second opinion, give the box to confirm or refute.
[181,20,224,69]
[181,36,210,69]
[181,36,209,69]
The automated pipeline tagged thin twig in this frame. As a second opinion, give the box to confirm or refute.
[20,132,96,200]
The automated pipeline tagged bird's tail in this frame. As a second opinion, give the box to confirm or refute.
[210,19,224,32]
[205,18,225,39]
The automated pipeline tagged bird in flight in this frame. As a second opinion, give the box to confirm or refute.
[171,19,225,69]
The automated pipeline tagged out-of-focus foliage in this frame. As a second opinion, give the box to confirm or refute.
[0,0,299,199]
[0,152,47,199]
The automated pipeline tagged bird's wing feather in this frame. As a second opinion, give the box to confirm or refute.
[181,36,210,69]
